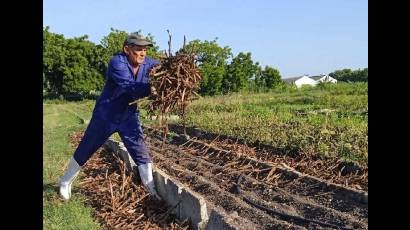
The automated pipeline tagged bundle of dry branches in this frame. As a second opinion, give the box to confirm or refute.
[148,31,201,136]
[71,131,190,229]
[131,30,201,138]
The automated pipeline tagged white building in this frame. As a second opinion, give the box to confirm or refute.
[310,75,338,83]
[283,74,337,88]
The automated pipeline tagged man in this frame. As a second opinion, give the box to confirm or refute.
[59,33,161,201]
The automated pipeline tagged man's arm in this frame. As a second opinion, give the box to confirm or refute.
[139,58,161,98]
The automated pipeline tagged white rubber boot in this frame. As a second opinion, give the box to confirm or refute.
[138,163,161,201]
[59,157,81,200]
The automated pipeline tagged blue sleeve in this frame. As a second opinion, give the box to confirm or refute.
[137,58,161,98]
[151,58,161,67]
[107,56,149,99]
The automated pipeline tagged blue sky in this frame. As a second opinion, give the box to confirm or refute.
[43,0,368,78]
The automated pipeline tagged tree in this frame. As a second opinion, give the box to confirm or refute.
[43,27,162,98]
[329,68,367,82]
[44,26,288,97]
[62,36,105,95]
[182,39,232,95]
[222,52,259,93]
[43,26,69,95]
[44,27,106,97]
[261,66,282,88]
[352,68,368,82]
[100,28,128,64]
[329,69,352,82]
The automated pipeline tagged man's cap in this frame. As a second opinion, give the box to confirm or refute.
[124,33,153,47]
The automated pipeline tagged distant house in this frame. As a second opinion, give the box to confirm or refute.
[310,75,337,83]
[283,74,337,88]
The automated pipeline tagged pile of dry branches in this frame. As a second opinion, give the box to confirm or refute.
[70,132,190,229]
[145,31,201,136]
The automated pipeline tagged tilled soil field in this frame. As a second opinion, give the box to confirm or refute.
[144,126,368,230]
[71,123,368,229]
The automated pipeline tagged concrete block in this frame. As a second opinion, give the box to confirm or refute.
[180,188,208,229]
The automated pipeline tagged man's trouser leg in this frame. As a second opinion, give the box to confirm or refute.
[60,115,114,200]
[118,113,160,200]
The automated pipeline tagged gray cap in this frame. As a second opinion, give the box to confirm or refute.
[124,33,153,47]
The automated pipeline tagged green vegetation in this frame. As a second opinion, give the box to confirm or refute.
[43,100,101,229]
[43,82,368,229]
[185,83,368,165]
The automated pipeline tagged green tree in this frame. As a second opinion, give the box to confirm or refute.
[183,39,232,95]
[329,69,353,82]
[43,27,162,98]
[352,68,368,82]
[222,52,259,93]
[99,28,128,69]
[43,26,68,95]
[61,36,105,95]
[261,66,282,88]
[43,27,105,97]
[329,68,367,82]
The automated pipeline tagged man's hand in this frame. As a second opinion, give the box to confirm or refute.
[148,64,164,78]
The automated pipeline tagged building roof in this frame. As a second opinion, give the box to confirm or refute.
[283,74,332,83]
[309,75,323,80]
[282,76,304,83]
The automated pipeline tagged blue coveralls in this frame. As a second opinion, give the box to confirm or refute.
[73,52,160,167]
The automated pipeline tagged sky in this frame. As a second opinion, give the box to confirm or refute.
[43,0,368,78]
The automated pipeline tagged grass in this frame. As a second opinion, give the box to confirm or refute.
[43,100,101,230]
[184,83,368,165]
[42,99,152,229]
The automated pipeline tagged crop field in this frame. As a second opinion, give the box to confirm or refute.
[43,83,368,229]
